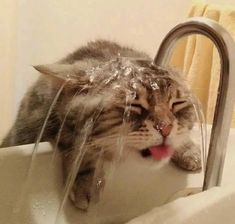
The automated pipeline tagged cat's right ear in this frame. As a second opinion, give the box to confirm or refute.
[33,63,89,88]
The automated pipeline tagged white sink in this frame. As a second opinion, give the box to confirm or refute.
[0,127,235,224]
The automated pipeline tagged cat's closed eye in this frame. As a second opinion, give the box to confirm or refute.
[127,104,149,122]
[130,104,146,114]
[171,99,191,113]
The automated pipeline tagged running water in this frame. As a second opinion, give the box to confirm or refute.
[103,91,135,183]
[54,105,104,224]
[11,80,68,222]
[52,67,117,223]
[188,95,208,173]
[51,87,87,163]
[52,59,141,223]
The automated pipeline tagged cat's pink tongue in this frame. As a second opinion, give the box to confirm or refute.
[149,145,173,160]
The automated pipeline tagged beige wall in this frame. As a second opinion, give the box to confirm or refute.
[15,0,191,96]
[0,0,17,139]
[1,0,235,140]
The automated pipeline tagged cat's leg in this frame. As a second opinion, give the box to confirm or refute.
[62,152,105,211]
[70,168,96,210]
[171,139,202,171]
[70,167,105,210]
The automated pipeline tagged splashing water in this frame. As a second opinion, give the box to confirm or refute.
[104,91,135,182]
[11,80,68,222]
[54,120,93,223]
[116,91,134,159]
[54,104,104,224]
[53,71,115,223]
[53,60,142,222]
[51,87,87,163]
[192,98,208,173]
[187,93,207,173]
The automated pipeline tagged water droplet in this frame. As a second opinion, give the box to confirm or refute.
[150,82,159,90]
[123,67,132,76]
[97,179,103,188]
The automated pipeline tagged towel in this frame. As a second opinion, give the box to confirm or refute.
[170,0,235,126]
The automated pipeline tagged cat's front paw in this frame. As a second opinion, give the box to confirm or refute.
[69,174,105,211]
[171,143,201,171]
[69,179,91,211]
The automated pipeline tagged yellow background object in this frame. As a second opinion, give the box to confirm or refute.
[171,0,235,126]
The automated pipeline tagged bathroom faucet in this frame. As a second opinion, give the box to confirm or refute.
[153,17,235,190]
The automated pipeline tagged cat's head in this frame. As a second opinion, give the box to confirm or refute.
[35,57,196,165]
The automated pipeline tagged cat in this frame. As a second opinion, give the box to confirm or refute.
[1,40,201,210]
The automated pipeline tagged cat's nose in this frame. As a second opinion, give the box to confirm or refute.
[154,122,173,137]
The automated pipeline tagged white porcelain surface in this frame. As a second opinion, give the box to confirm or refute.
[0,127,234,224]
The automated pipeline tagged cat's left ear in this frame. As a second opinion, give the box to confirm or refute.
[33,63,90,87]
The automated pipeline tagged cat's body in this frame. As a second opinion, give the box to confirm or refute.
[1,40,201,210]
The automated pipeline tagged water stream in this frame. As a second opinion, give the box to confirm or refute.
[11,80,68,223]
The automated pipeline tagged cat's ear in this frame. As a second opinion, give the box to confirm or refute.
[33,63,89,87]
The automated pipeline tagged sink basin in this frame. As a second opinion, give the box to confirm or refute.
[0,126,234,224]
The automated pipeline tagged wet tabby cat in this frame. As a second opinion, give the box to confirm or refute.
[1,40,201,210]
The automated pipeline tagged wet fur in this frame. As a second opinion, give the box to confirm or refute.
[1,40,201,210]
